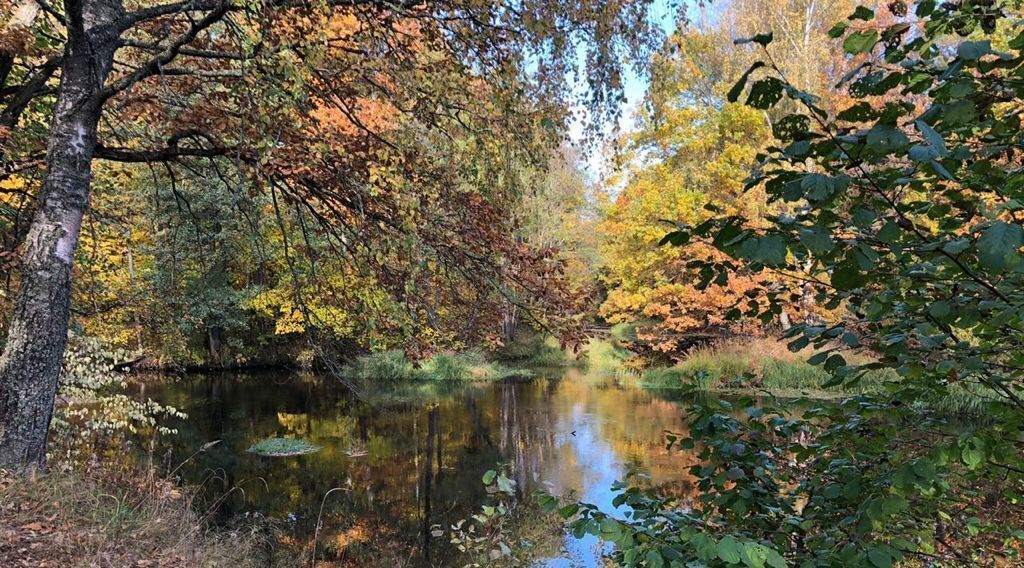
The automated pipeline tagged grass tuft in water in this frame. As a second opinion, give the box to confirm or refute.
[418,350,534,381]
[247,437,321,457]
[342,349,532,382]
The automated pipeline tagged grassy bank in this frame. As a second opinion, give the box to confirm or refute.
[598,337,995,416]
[636,339,886,391]
[342,349,534,382]
[0,468,280,567]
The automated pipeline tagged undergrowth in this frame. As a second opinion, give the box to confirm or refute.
[0,468,282,567]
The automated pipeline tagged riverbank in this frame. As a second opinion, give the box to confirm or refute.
[0,468,282,567]
[604,337,995,415]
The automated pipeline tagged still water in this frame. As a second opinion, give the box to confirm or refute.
[133,367,702,566]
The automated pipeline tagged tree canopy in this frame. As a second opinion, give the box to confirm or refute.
[0,0,675,466]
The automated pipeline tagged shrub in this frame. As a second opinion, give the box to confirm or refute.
[51,331,185,465]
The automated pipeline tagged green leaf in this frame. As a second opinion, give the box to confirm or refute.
[659,230,690,247]
[941,100,977,126]
[928,301,951,319]
[915,120,947,156]
[828,21,848,38]
[743,235,787,265]
[908,144,939,162]
[867,548,893,568]
[929,160,956,181]
[912,459,936,481]
[838,101,877,122]
[844,30,878,54]
[496,473,516,494]
[957,40,992,61]
[692,533,718,562]
[538,495,557,512]
[735,32,773,46]
[741,542,769,568]
[728,62,766,103]
[765,548,787,568]
[832,263,866,290]
[977,222,1024,270]
[746,78,784,109]
[799,225,835,254]
[717,535,742,564]
[482,469,496,485]
[961,437,985,469]
[866,123,909,153]
[877,221,900,243]
[849,6,874,20]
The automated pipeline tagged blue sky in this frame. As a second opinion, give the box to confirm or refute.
[568,0,687,180]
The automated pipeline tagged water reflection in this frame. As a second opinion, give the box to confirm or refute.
[134,367,701,566]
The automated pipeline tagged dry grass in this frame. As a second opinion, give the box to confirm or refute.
[0,467,274,568]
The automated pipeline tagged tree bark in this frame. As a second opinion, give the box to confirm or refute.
[0,0,121,469]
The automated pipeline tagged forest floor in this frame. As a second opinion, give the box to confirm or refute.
[0,467,279,568]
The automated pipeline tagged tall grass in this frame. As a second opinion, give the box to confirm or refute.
[633,338,995,415]
[342,349,415,381]
[342,349,532,382]
[638,339,894,393]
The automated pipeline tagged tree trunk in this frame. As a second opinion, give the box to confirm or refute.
[502,301,518,345]
[0,0,120,469]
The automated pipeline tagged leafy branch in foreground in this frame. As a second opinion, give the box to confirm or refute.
[565,1,1024,566]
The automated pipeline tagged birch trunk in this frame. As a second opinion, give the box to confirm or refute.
[0,0,120,468]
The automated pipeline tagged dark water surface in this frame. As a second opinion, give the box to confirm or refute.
[132,368,701,566]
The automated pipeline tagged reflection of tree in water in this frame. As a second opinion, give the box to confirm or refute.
[132,371,707,566]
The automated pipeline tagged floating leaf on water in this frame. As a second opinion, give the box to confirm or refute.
[246,437,321,457]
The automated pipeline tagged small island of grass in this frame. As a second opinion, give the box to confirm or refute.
[247,437,321,457]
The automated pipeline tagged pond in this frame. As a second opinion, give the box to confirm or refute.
[130,366,705,566]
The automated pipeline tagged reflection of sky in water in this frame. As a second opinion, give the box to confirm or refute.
[541,403,622,567]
